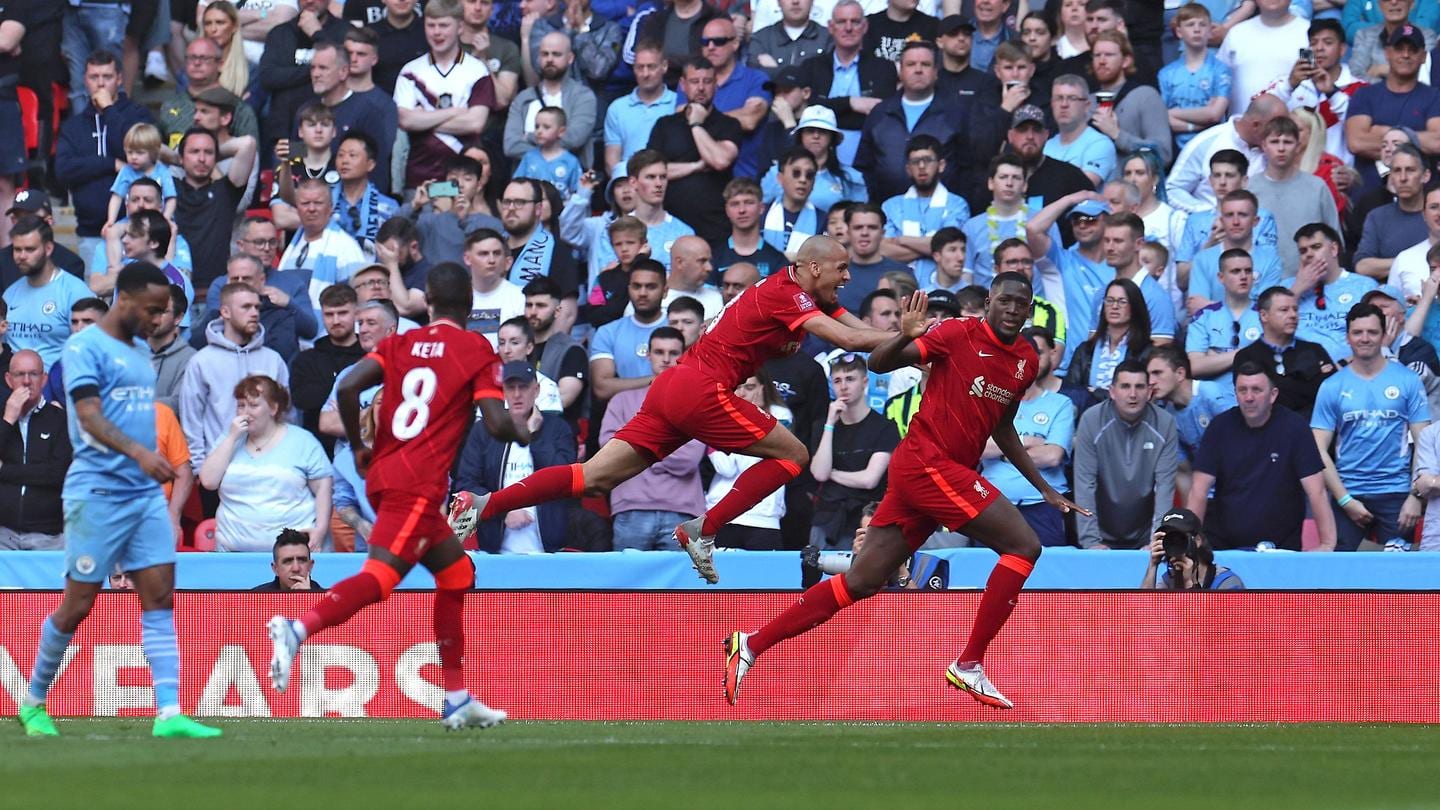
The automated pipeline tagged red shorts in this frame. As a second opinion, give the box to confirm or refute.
[367,488,454,564]
[869,448,1000,551]
[614,365,779,461]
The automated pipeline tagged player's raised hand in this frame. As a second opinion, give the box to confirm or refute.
[899,289,931,338]
[1042,486,1090,516]
[137,449,176,485]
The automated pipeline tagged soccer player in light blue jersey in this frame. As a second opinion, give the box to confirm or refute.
[17,263,221,739]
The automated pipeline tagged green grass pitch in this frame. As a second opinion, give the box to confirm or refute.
[6,719,1438,808]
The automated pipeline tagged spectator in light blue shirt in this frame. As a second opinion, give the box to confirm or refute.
[1148,344,1238,465]
[514,107,586,197]
[1293,221,1378,361]
[1186,190,1284,313]
[1159,3,1233,152]
[1044,74,1116,187]
[1311,302,1430,551]
[590,261,669,394]
[1186,247,1264,380]
[880,134,971,284]
[603,42,678,171]
[3,217,93,369]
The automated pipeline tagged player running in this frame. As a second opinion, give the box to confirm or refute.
[462,236,899,583]
[18,263,221,738]
[266,263,530,730]
[723,273,1088,709]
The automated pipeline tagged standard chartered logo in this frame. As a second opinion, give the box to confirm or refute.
[970,376,986,397]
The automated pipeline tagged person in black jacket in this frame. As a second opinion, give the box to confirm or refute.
[250,530,327,592]
[290,284,365,456]
[453,361,576,553]
[54,50,154,266]
[258,0,350,154]
[798,1,899,154]
[0,349,70,550]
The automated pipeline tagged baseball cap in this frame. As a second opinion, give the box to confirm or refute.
[1010,104,1046,129]
[193,86,242,111]
[926,289,961,316]
[1068,199,1109,219]
[1363,284,1405,305]
[7,188,50,216]
[1158,508,1201,535]
[938,14,975,37]
[501,361,538,384]
[1386,24,1426,49]
[763,64,808,93]
[350,263,389,282]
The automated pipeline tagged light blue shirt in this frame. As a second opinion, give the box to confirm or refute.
[761,163,866,213]
[1185,301,1263,360]
[604,86,678,166]
[1054,234,1176,371]
[829,53,860,99]
[1311,361,1429,495]
[1162,379,1237,461]
[1044,128,1117,186]
[961,200,1038,289]
[981,390,1075,503]
[515,148,585,197]
[882,185,971,283]
[1158,52,1233,151]
[110,163,177,202]
[1175,207,1279,264]
[1297,271,1379,362]
[3,269,93,367]
[1188,244,1284,304]
[1088,336,1129,390]
[88,225,193,277]
[215,425,332,552]
[590,314,665,379]
[900,97,932,132]
[62,326,159,497]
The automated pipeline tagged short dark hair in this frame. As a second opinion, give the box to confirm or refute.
[72,297,109,315]
[931,226,965,253]
[989,153,1027,178]
[1257,285,1295,311]
[344,25,379,47]
[129,177,163,197]
[956,285,987,313]
[128,208,172,255]
[168,284,188,316]
[1308,18,1344,42]
[338,130,378,160]
[1209,149,1249,174]
[990,271,1034,295]
[319,283,358,308]
[116,262,171,296]
[649,325,685,347]
[425,261,473,316]
[779,147,818,172]
[906,134,943,160]
[1346,302,1385,329]
[1232,359,1276,385]
[993,236,1029,265]
[627,148,667,179]
[523,276,563,300]
[464,227,506,250]
[1262,116,1301,141]
[1112,358,1149,383]
[844,202,885,226]
[10,214,52,244]
[444,154,484,179]
[1294,221,1342,245]
[273,528,312,558]
[681,56,716,76]
[536,105,567,127]
[377,215,419,246]
[1148,343,1190,377]
[667,295,705,319]
[859,288,897,319]
[1021,324,1054,350]
[900,39,938,60]
[630,258,667,280]
[85,49,120,69]
[1218,248,1252,271]
[177,127,218,154]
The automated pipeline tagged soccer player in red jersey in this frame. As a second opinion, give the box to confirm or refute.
[266,263,531,730]
[468,236,903,583]
[723,273,1089,709]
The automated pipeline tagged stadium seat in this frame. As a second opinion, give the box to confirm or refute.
[191,518,217,552]
[17,86,37,153]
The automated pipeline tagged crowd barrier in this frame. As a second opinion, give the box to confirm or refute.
[3,548,1440,590]
[1,591,1435,722]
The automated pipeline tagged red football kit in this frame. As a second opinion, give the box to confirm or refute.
[871,316,1039,549]
[365,319,503,562]
[615,267,847,460]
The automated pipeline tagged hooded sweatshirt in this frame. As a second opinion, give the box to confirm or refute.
[179,320,290,471]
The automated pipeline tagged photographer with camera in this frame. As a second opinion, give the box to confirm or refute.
[1141,508,1245,591]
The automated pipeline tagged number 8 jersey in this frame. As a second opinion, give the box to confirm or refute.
[365,319,504,503]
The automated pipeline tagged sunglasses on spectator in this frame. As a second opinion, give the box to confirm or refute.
[700,36,736,47]
[830,352,862,366]
[1231,320,1241,348]
[1273,352,1286,376]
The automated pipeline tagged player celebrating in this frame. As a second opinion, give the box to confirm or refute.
[464,236,900,583]
[723,273,1088,709]
[18,263,221,738]
[266,263,530,730]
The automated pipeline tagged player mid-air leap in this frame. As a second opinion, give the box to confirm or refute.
[460,236,902,583]
[267,263,530,730]
[723,273,1089,709]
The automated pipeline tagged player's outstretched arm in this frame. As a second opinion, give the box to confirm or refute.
[72,395,175,484]
[992,406,1089,516]
[801,312,894,354]
[338,358,384,452]
[477,396,531,446]
[867,290,930,374]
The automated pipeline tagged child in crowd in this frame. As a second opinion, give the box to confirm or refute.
[925,227,968,292]
[1158,3,1232,152]
[405,155,504,266]
[586,215,649,328]
[827,201,853,248]
[514,107,584,197]
[273,102,338,214]
[104,123,176,268]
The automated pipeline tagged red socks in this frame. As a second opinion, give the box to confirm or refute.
[749,574,855,657]
[701,459,801,536]
[480,463,585,520]
[432,589,467,692]
[300,571,383,637]
[958,554,1034,665]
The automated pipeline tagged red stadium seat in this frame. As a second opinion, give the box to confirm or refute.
[191,518,217,552]
[16,85,37,153]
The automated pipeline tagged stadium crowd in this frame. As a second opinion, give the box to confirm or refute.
[6,0,1440,566]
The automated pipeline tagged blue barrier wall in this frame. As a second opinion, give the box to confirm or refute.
[2,548,1439,590]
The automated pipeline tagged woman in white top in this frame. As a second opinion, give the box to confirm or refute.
[199,1,252,98]
[706,373,793,550]
[200,375,333,552]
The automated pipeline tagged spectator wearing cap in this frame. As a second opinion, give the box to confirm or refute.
[600,327,708,550]
[753,64,814,183]
[1187,248,1264,380]
[1351,0,1437,82]
[856,41,971,203]
[1141,509,1246,589]
[997,102,1092,213]
[187,86,262,212]
[55,50,154,269]
[936,14,1001,104]
[1311,302,1431,551]
[194,253,317,362]
[1044,73,1115,188]
[1073,359,1180,550]
[761,105,867,215]
[749,0,833,77]
[0,349,69,551]
[1347,23,1440,189]
[350,263,421,333]
[979,327,1075,548]
[251,530,327,591]
[0,192,85,289]
[603,42,678,174]
[880,133,972,285]
[1362,284,1440,419]
[454,360,577,554]
[1189,361,1334,551]
[798,0,899,166]
[159,38,261,148]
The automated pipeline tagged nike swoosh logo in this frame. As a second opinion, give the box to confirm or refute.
[978,352,994,357]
